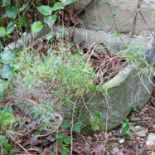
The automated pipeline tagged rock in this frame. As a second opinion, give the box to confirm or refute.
[137,150,148,155]
[111,129,122,138]
[135,126,143,131]
[130,117,141,121]
[146,133,155,150]
[111,147,120,154]
[75,0,155,34]
[87,136,92,141]
[130,125,143,132]
[132,126,148,138]
[136,129,147,138]
[83,142,91,154]
[118,139,125,144]
[130,125,148,138]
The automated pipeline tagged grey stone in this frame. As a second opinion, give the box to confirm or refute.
[111,147,120,154]
[73,0,155,35]
[146,133,155,149]
[136,129,147,138]
[118,139,125,144]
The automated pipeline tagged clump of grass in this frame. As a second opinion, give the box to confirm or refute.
[14,44,95,130]
[17,46,95,97]
[32,101,62,131]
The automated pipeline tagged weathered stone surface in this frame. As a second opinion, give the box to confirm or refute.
[75,65,152,132]
[74,0,155,34]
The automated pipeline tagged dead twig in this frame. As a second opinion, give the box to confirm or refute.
[130,0,142,38]
[0,126,30,154]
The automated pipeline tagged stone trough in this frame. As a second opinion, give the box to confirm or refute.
[3,25,152,133]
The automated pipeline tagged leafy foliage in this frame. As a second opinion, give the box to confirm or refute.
[0,0,76,45]
[0,106,15,154]
[0,107,15,127]
[0,135,12,154]
[31,21,44,33]
[121,119,132,139]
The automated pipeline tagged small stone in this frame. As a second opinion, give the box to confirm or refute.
[111,147,119,154]
[136,129,147,138]
[146,133,155,151]
[135,125,143,131]
[132,142,141,150]
[84,142,91,153]
[130,117,141,121]
[87,136,92,141]
[118,139,125,144]
[136,137,141,141]
[130,126,136,132]
[130,125,144,132]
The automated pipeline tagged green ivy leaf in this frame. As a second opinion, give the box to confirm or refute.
[45,33,53,42]
[0,135,12,151]
[37,5,53,16]
[60,148,69,155]
[6,23,15,35]
[61,0,76,6]
[52,2,64,11]
[0,110,15,127]
[31,21,43,33]
[0,106,14,114]
[72,121,82,133]
[1,51,15,64]
[0,27,6,38]
[95,111,102,118]
[63,136,71,145]
[89,84,97,91]
[2,0,11,7]
[5,6,18,19]
[18,17,28,27]
[61,120,71,130]
[44,15,57,27]
[19,3,29,12]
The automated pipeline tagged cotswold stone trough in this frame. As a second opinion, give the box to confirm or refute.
[4,26,153,133]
